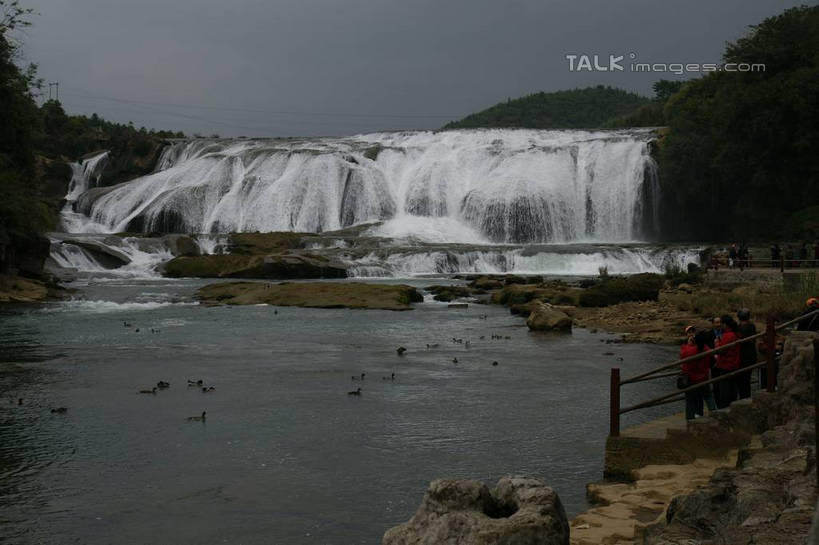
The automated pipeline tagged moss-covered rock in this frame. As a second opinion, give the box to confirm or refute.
[469,276,504,290]
[578,273,664,307]
[228,232,311,254]
[196,281,423,310]
[425,285,473,302]
[164,252,348,279]
[526,303,573,331]
[0,274,67,303]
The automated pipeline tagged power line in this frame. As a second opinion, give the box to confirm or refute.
[60,86,460,120]
[61,94,429,135]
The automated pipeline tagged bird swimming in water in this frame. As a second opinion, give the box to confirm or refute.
[156,381,170,389]
[201,386,215,392]
[396,346,407,355]
[492,361,499,366]
[347,388,362,396]
[50,407,68,414]
[187,379,203,387]
[452,357,458,364]
[187,411,206,422]
[139,387,157,394]
[382,373,395,381]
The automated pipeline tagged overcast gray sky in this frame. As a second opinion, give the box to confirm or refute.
[21,0,805,137]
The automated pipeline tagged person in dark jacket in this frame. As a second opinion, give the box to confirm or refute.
[702,317,720,401]
[736,308,757,399]
[785,245,795,268]
[713,315,740,408]
[680,327,717,420]
[771,244,781,267]
[797,298,819,331]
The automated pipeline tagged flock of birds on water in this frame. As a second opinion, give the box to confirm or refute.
[346,336,504,396]
[11,312,519,417]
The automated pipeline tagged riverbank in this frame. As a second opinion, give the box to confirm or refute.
[0,274,67,303]
[573,331,818,544]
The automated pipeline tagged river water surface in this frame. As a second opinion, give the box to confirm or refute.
[0,278,676,544]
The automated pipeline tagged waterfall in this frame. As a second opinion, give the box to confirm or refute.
[61,152,111,233]
[71,129,661,243]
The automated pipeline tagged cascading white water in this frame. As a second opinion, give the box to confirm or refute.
[47,234,175,279]
[73,129,660,243]
[61,152,111,233]
[345,246,700,277]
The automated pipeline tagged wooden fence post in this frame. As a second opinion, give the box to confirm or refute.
[610,368,620,437]
[766,316,776,393]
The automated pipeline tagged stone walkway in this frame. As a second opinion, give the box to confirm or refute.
[570,449,740,545]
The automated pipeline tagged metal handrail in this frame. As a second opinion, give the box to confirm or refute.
[619,360,768,415]
[609,307,819,436]
[621,308,819,385]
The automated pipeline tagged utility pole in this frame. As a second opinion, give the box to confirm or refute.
[47,82,59,101]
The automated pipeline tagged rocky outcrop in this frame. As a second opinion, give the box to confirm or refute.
[196,281,423,310]
[0,274,67,303]
[61,238,132,268]
[383,476,569,545]
[425,285,473,302]
[0,234,51,277]
[639,332,819,544]
[164,252,348,279]
[526,303,572,331]
[643,420,816,544]
[163,234,201,257]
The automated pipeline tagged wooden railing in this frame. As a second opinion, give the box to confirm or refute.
[609,308,819,437]
[708,257,819,272]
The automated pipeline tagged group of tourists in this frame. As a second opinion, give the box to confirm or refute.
[770,242,819,268]
[678,297,819,420]
[713,242,819,269]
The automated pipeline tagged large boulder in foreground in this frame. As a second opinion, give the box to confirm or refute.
[383,476,569,545]
[196,281,423,310]
[526,303,572,331]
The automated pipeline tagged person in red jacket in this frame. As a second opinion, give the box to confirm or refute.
[713,315,740,408]
[680,326,717,420]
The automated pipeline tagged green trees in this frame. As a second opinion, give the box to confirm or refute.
[0,1,182,274]
[658,6,819,241]
[0,2,52,270]
[442,86,650,130]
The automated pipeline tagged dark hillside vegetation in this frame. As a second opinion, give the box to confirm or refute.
[442,86,650,130]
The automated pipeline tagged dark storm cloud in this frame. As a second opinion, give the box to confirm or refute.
[22,0,803,137]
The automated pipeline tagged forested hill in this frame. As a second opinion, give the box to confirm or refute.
[442,86,650,130]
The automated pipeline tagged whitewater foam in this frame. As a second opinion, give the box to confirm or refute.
[39,300,198,314]
[72,129,660,243]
